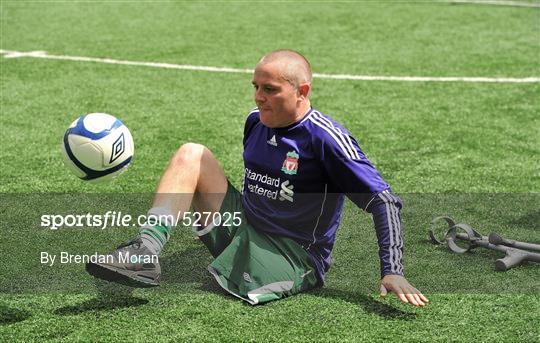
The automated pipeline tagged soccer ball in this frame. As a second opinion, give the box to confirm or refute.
[61,113,134,182]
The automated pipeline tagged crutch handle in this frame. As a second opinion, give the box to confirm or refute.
[495,250,528,271]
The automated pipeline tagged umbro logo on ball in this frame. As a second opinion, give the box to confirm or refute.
[110,132,125,163]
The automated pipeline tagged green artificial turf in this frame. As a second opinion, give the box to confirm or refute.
[1,1,539,342]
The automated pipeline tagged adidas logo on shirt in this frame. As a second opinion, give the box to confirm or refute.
[267,135,277,146]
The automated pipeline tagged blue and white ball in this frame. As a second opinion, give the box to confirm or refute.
[61,113,134,182]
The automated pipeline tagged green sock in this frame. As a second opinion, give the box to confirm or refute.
[139,207,175,255]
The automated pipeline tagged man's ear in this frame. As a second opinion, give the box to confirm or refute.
[298,83,311,100]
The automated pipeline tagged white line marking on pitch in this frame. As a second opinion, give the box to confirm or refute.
[450,0,540,8]
[1,49,538,83]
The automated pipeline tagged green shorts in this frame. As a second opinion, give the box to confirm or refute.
[192,182,320,305]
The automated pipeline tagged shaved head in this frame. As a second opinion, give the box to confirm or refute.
[252,49,312,128]
[257,49,312,89]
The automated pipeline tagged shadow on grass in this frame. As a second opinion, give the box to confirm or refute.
[509,210,540,232]
[54,279,148,316]
[0,304,31,325]
[54,297,148,316]
[160,245,215,285]
[310,288,417,320]
[162,245,421,314]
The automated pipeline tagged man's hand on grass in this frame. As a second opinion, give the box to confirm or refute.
[379,274,429,307]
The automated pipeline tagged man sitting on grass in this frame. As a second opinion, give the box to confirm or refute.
[87,49,428,307]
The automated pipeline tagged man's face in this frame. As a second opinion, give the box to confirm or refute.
[252,62,301,128]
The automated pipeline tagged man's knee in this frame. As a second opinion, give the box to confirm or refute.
[171,142,206,166]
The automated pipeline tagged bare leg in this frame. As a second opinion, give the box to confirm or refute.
[85,143,227,287]
[152,143,228,222]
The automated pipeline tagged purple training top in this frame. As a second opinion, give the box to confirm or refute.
[242,108,404,282]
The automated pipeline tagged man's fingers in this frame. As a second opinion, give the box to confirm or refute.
[396,286,426,307]
[381,283,410,304]
[418,292,429,303]
[411,286,431,307]
[411,293,425,307]
[379,284,388,297]
[410,287,429,304]
[398,293,409,304]
[379,276,429,307]
[397,289,409,304]
[403,286,426,307]
[405,292,419,306]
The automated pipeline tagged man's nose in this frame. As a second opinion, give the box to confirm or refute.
[255,89,265,103]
